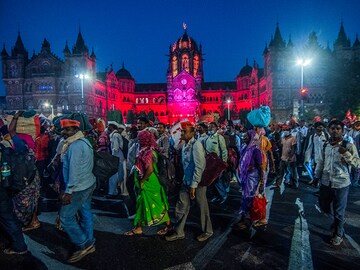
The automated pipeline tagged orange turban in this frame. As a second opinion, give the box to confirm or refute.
[180,121,194,129]
[60,119,80,129]
[97,119,105,132]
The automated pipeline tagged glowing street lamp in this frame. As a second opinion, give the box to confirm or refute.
[75,73,89,110]
[44,102,54,118]
[227,99,231,120]
[296,58,311,118]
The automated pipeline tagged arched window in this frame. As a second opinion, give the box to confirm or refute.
[181,54,189,72]
[172,56,178,77]
[193,55,199,76]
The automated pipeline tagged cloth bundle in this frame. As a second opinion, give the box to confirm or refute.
[247,106,271,128]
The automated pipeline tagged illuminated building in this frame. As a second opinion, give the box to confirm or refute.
[2,23,359,123]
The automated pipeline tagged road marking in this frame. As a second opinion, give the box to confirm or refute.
[241,246,251,262]
[344,234,360,256]
[24,235,78,270]
[314,204,321,213]
[266,185,275,221]
[164,262,195,270]
[280,181,285,195]
[288,198,313,270]
[191,184,275,269]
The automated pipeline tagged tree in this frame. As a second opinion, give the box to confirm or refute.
[139,111,147,118]
[327,59,360,119]
[148,110,155,122]
[127,110,135,124]
[106,109,123,124]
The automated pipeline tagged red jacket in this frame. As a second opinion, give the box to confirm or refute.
[35,133,49,161]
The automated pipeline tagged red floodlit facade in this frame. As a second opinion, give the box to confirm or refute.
[89,28,271,124]
[1,26,272,124]
[3,23,360,122]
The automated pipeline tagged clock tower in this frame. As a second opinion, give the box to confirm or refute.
[166,24,204,123]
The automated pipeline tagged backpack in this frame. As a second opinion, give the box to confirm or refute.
[155,151,175,188]
[227,134,240,171]
[81,139,119,180]
[0,145,36,192]
[121,135,129,159]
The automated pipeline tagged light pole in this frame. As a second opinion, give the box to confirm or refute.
[296,58,311,119]
[75,73,89,111]
[44,102,54,119]
[227,99,231,120]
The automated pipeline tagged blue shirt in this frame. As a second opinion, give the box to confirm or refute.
[182,137,206,188]
[63,138,96,194]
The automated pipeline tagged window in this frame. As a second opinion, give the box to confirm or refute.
[193,55,199,76]
[181,54,189,72]
[172,56,178,77]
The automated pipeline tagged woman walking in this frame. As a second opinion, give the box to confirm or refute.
[124,130,171,236]
[234,130,264,230]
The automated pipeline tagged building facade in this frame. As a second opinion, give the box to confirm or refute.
[2,23,359,123]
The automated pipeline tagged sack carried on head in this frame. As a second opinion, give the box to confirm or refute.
[247,106,271,128]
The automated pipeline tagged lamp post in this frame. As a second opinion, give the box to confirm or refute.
[75,73,89,111]
[227,99,231,120]
[44,102,54,118]
[296,58,311,119]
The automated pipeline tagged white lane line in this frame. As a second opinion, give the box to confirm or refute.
[241,246,251,262]
[266,185,275,221]
[191,185,275,269]
[24,235,78,270]
[288,198,313,270]
[164,262,196,270]
[314,204,321,213]
[344,234,360,256]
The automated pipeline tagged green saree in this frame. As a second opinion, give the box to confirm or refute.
[134,151,170,227]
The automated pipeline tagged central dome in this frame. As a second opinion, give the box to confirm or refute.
[173,30,199,52]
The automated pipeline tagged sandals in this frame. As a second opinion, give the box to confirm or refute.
[253,219,268,228]
[233,221,248,231]
[22,222,40,232]
[124,228,143,236]
[157,225,173,236]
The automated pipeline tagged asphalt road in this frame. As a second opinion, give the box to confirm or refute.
[1,176,360,270]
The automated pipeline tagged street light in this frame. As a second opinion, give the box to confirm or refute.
[227,99,231,120]
[44,102,54,118]
[296,58,311,119]
[75,73,89,111]
[296,58,311,118]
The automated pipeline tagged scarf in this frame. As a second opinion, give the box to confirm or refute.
[134,130,157,179]
[240,130,259,183]
[61,131,84,159]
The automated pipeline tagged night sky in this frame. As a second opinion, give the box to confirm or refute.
[1,0,360,95]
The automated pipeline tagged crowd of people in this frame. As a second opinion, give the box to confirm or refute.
[1,110,360,263]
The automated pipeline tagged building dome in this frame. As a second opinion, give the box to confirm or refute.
[172,30,199,52]
[238,64,252,77]
[116,64,134,80]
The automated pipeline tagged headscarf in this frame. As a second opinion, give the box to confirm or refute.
[134,130,158,178]
[239,130,260,183]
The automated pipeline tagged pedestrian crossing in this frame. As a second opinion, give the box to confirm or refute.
[4,182,360,269]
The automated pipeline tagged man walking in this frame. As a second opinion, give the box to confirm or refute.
[315,120,360,246]
[205,122,228,204]
[106,121,126,198]
[59,119,96,263]
[166,121,213,242]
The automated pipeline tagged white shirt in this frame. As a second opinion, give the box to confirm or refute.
[304,132,327,164]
